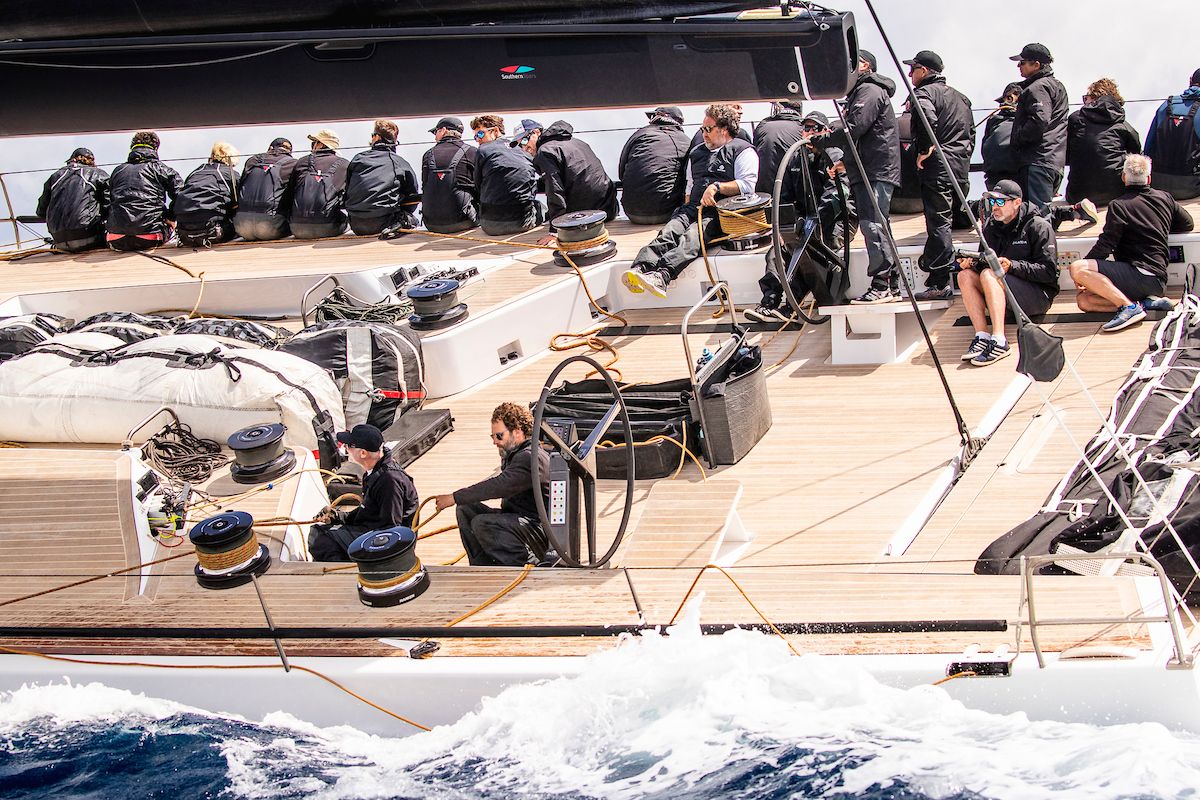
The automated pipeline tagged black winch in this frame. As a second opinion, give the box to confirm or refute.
[189,510,271,589]
[551,209,617,267]
[227,423,296,485]
[347,525,430,607]
[717,192,772,251]
[406,278,469,331]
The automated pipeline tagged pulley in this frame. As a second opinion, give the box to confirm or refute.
[717,192,772,251]
[189,510,271,589]
[348,525,430,607]
[227,423,297,485]
[407,278,469,331]
[551,209,617,268]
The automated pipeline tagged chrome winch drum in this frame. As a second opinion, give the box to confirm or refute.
[347,525,430,607]
[407,278,469,331]
[551,209,617,267]
[189,510,271,589]
[717,192,772,251]
[227,423,296,485]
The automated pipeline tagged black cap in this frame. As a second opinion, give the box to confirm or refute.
[269,137,292,152]
[994,82,1023,103]
[802,110,830,128]
[646,106,684,125]
[903,50,944,72]
[429,116,464,134]
[68,147,94,162]
[1009,43,1052,64]
[984,179,1023,201]
[336,423,385,451]
[1191,68,1200,86]
[858,49,877,72]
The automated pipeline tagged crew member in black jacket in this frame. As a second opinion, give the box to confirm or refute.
[827,50,903,304]
[308,423,419,562]
[420,116,479,234]
[753,99,805,198]
[471,115,545,236]
[106,131,182,252]
[982,83,1022,190]
[175,141,239,247]
[618,106,690,225]
[1009,43,1069,209]
[288,129,350,239]
[957,180,1059,366]
[36,147,109,252]
[904,50,975,300]
[346,119,421,236]
[433,402,551,567]
[524,119,618,242]
[233,137,296,241]
[1065,80,1141,207]
[1069,154,1195,332]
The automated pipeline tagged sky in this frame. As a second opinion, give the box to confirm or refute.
[0,0,1195,247]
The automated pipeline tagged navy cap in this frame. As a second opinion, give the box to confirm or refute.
[68,147,94,162]
[984,179,1023,201]
[1191,68,1200,86]
[994,82,1023,104]
[336,423,385,451]
[510,118,544,146]
[903,50,944,72]
[429,116,464,134]
[1010,43,1052,64]
[646,106,684,124]
[858,49,877,72]
[802,110,830,128]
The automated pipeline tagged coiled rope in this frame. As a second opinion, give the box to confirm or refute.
[141,419,231,484]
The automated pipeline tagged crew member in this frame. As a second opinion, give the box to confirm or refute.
[1143,68,1200,201]
[957,180,1059,366]
[1009,43,1069,209]
[346,119,421,236]
[420,116,479,234]
[904,50,975,301]
[618,106,690,225]
[472,115,545,236]
[433,402,551,567]
[688,102,752,151]
[36,147,109,253]
[288,129,350,240]
[621,103,759,298]
[175,141,240,247]
[753,99,805,198]
[1068,154,1194,332]
[233,137,296,241]
[106,130,183,252]
[308,423,419,562]
[982,83,1022,191]
[525,119,618,244]
[1065,78,1140,210]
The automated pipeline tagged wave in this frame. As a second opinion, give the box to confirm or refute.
[3,615,1200,799]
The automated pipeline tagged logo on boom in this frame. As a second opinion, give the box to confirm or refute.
[500,65,536,80]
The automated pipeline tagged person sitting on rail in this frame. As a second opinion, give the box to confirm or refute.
[1143,68,1200,201]
[346,119,421,237]
[308,423,419,562]
[106,130,183,252]
[687,101,752,151]
[433,402,552,567]
[618,106,690,226]
[175,141,240,248]
[1064,79,1140,213]
[233,137,297,242]
[35,147,109,253]
[522,119,618,246]
[288,128,350,240]
[957,180,1059,366]
[419,116,480,234]
[621,103,759,298]
[1069,154,1194,332]
[471,115,546,236]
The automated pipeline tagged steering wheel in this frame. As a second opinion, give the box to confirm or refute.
[530,354,635,568]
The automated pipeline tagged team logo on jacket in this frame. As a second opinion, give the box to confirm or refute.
[500,65,536,80]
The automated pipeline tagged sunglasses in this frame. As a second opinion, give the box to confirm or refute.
[802,123,820,131]
[700,124,716,134]
[985,197,1009,208]
[491,431,507,441]
[517,136,531,146]
[473,128,495,141]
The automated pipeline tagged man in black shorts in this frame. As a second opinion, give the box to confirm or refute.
[958,180,1059,366]
[1068,154,1194,332]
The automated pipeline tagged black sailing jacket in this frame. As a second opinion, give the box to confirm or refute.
[1065,95,1142,205]
[345,141,420,218]
[36,163,110,242]
[1012,66,1069,172]
[238,147,296,216]
[288,149,350,224]
[175,162,239,229]
[533,121,618,224]
[106,146,183,235]
[837,71,901,188]
[618,119,690,220]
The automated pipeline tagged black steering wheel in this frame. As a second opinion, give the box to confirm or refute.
[530,354,635,568]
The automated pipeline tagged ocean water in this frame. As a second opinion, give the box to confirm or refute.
[3,621,1200,800]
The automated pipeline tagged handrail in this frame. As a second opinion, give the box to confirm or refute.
[1019,551,1193,670]
[0,173,21,250]
[299,274,341,327]
[121,405,180,450]
[681,281,735,469]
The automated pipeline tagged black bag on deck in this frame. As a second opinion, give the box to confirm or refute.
[174,318,290,348]
[0,313,73,362]
[69,311,179,343]
[382,407,454,469]
[695,338,771,466]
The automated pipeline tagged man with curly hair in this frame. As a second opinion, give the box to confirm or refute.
[434,402,552,566]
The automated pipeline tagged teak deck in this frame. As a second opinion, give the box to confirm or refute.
[0,206,1190,660]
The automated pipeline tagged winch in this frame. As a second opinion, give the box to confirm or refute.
[406,278,469,331]
[189,510,271,589]
[551,209,617,267]
[717,192,772,251]
[227,423,296,485]
[348,525,430,607]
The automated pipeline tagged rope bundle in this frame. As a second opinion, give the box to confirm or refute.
[315,287,413,324]
[141,420,231,484]
[717,205,771,239]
